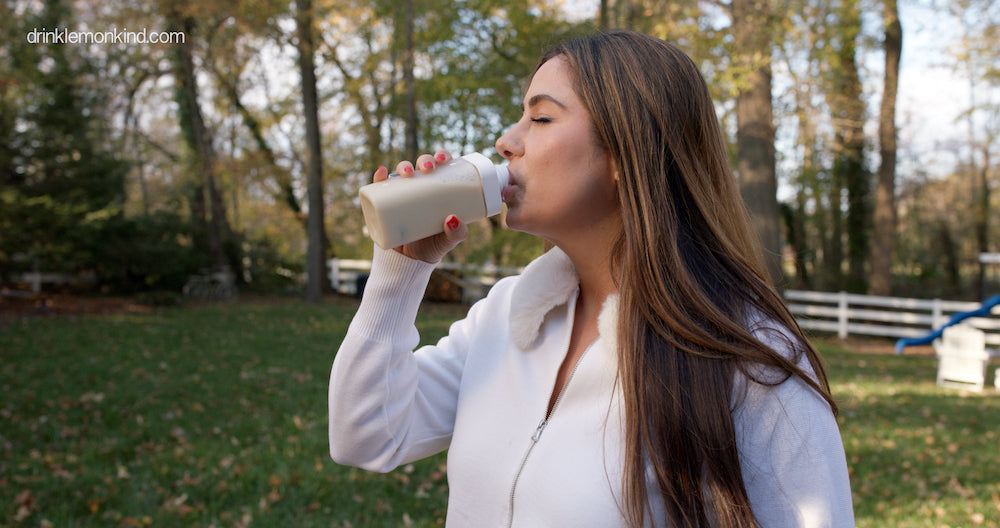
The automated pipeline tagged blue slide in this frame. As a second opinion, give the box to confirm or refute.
[895,294,1000,354]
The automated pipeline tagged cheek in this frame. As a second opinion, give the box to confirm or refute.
[573,162,619,217]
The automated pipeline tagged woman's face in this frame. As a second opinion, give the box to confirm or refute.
[495,56,619,245]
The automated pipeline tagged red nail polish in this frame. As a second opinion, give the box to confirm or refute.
[424,161,434,170]
[403,166,414,174]
[447,215,460,230]
[436,153,446,162]
[378,165,386,173]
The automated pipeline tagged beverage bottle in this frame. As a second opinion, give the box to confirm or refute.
[359,153,510,249]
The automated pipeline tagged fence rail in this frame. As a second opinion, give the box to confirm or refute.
[784,290,1000,346]
[326,261,1000,348]
[328,258,523,300]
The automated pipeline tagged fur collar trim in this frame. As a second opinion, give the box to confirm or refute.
[509,247,618,349]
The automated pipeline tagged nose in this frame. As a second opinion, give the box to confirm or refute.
[495,122,524,161]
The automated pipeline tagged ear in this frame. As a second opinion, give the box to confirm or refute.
[608,155,620,184]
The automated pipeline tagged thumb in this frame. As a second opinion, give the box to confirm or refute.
[443,215,469,245]
[419,214,467,263]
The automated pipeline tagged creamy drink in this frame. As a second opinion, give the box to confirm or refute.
[359,153,509,249]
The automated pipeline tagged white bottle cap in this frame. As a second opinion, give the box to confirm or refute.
[461,153,509,216]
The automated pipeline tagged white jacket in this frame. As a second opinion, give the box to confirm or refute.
[329,246,855,527]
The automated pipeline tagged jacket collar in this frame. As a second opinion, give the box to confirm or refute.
[509,247,618,349]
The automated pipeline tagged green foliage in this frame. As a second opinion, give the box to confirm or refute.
[1,0,130,280]
[241,235,305,294]
[76,212,206,294]
[417,2,594,154]
[0,189,87,275]
[4,0,991,294]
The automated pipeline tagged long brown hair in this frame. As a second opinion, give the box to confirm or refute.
[536,32,837,527]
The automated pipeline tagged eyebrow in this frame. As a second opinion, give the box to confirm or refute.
[519,94,568,112]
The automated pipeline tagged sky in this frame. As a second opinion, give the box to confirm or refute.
[891,1,978,179]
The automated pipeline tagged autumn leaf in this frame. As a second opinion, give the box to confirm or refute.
[13,490,35,521]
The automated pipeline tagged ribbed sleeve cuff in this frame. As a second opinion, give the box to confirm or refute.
[347,246,437,343]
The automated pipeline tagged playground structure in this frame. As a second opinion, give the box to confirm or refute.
[896,293,1000,392]
[895,252,1000,392]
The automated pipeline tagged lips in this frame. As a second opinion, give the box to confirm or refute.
[501,183,517,204]
[500,169,519,204]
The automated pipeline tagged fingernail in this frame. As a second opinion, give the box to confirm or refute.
[378,165,386,173]
[436,153,446,162]
[403,166,414,174]
[423,161,434,170]
[446,215,460,231]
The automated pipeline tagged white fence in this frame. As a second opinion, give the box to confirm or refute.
[325,262,1000,349]
[328,258,523,302]
[784,290,1000,347]
[11,271,97,293]
[328,259,371,296]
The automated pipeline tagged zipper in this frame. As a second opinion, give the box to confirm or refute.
[505,342,594,528]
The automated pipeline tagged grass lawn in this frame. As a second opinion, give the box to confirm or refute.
[824,339,1000,527]
[2,296,998,527]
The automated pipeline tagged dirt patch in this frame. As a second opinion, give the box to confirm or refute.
[0,291,147,318]
[814,336,936,356]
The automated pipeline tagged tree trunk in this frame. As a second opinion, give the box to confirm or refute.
[297,0,328,302]
[825,0,868,293]
[731,0,783,288]
[977,146,991,300]
[781,202,811,289]
[823,170,845,290]
[170,13,230,274]
[870,0,902,296]
[402,0,419,160]
[939,221,961,295]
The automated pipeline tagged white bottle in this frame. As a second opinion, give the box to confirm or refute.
[359,152,510,249]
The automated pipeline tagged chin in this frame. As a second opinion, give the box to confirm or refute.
[504,208,551,238]
[505,220,546,240]
[504,218,526,233]
[502,206,521,229]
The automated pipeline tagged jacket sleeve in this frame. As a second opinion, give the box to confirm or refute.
[733,340,856,527]
[328,246,471,472]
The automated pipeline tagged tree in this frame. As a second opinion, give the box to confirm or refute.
[296,0,329,302]
[948,0,999,299]
[401,0,419,160]
[816,0,869,293]
[165,4,237,275]
[731,0,783,287]
[318,0,581,267]
[775,0,826,290]
[0,0,129,276]
[201,2,307,228]
[870,0,902,295]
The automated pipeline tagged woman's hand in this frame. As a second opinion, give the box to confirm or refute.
[373,150,469,263]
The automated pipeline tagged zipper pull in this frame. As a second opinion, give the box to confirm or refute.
[531,419,548,443]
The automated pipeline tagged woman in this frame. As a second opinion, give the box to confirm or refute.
[329,31,854,527]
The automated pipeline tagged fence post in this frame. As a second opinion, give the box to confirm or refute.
[932,298,943,330]
[328,258,340,291]
[838,291,849,339]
